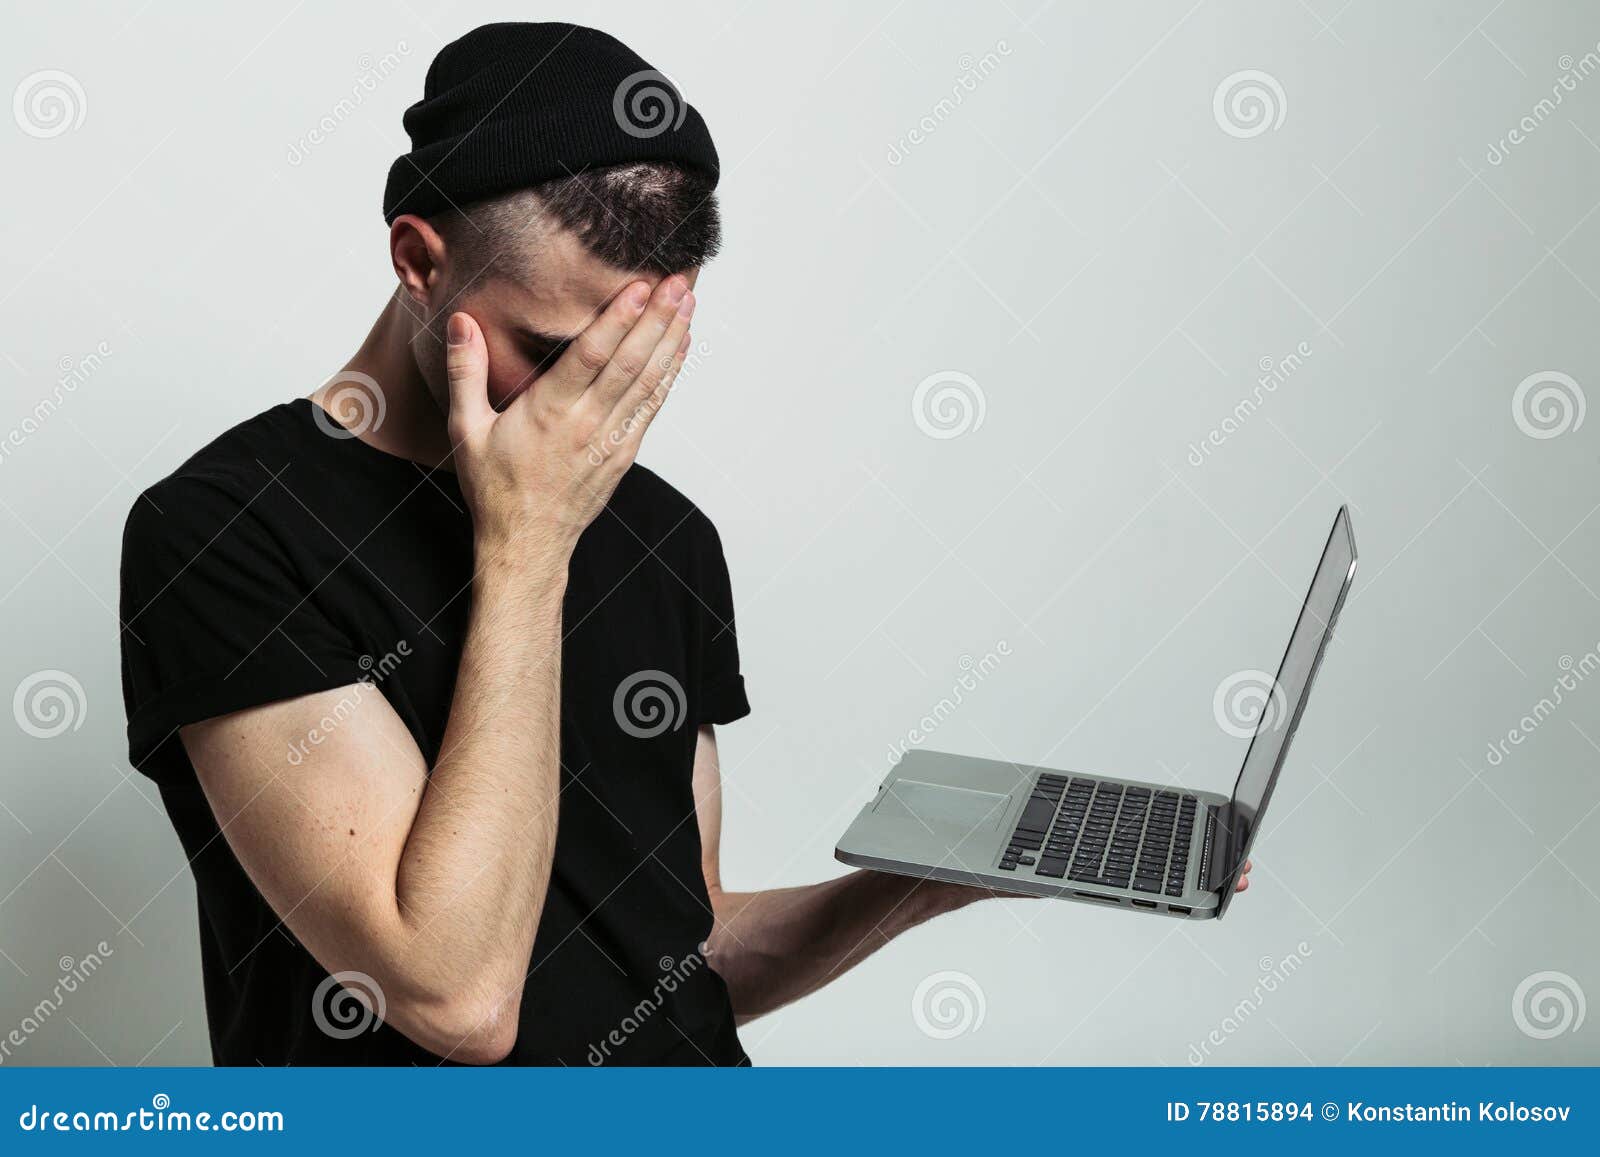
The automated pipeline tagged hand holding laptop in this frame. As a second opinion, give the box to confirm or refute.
[837,508,1354,921]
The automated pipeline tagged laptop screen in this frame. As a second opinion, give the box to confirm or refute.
[1215,507,1356,913]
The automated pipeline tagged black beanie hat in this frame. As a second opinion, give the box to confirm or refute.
[383,22,719,223]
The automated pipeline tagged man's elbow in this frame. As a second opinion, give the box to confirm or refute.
[394,987,521,1064]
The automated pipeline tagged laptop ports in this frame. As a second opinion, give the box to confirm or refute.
[1131,899,1157,910]
[1167,904,1192,915]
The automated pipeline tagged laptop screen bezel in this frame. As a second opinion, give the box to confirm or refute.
[1213,506,1357,919]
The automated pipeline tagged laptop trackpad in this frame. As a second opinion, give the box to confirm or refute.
[874,780,1009,831]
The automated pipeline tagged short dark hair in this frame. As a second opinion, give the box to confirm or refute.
[432,161,721,281]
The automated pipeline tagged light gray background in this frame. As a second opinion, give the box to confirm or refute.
[2,0,1597,1066]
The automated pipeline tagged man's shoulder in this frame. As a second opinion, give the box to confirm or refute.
[124,400,313,547]
[141,400,310,498]
[612,463,719,538]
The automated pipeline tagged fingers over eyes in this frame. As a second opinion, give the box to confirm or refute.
[588,275,693,414]
[584,328,691,465]
[616,327,692,445]
[535,280,654,408]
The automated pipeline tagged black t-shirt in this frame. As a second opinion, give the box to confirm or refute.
[118,399,751,1066]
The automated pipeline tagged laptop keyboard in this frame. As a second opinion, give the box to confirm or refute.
[999,774,1198,897]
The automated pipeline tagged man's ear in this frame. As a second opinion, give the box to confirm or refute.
[390,214,448,307]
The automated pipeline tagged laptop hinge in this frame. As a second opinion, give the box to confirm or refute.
[1198,806,1218,892]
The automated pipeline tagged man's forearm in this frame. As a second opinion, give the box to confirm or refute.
[392,544,566,1036]
[704,871,976,1021]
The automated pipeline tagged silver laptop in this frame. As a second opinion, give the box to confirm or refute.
[835,507,1356,920]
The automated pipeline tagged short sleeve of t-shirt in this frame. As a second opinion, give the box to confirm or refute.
[119,477,367,783]
[688,511,750,726]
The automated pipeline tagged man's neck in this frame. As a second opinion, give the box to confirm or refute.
[312,294,455,469]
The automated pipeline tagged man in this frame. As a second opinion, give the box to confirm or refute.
[119,22,1249,1067]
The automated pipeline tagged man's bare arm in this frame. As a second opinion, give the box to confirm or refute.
[691,727,974,1021]
[693,727,1252,1022]
[183,584,563,1064]
[180,275,697,1063]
